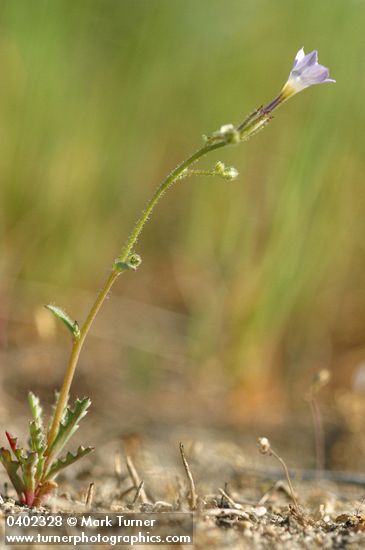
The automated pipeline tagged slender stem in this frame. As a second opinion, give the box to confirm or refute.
[185,169,218,177]
[118,141,225,262]
[46,140,226,450]
[271,449,300,514]
[308,395,325,476]
[46,269,119,448]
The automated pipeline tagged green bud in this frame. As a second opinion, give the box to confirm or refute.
[222,166,239,181]
[214,161,226,175]
[114,253,142,272]
[214,161,238,181]
[206,124,241,145]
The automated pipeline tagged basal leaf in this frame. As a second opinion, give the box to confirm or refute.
[5,432,25,462]
[28,393,45,433]
[21,452,38,494]
[47,397,91,463]
[48,391,69,433]
[46,445,94,480]
[0,448,24,500]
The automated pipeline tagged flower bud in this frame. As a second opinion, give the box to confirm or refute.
[222,166,239,181]
[114,253,142,272]
[310,368,331,394]
[210,124,240,144]
[258,437,271,455]
[214,161,238,181]
[214,161,226,175]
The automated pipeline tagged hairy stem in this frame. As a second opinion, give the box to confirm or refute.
[118,141,225,262]
[46,140,226,450]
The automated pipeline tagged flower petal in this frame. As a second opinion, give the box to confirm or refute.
[293,47,305,67]
[283,48,335,98]
[299,50,318,68]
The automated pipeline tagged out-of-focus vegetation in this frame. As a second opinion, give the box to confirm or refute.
[1,0,364,411]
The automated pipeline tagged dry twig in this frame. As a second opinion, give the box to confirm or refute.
[114,451,123,483]
[179,442,197,510]
[132,480,145,505]
[204,508,250,520]
[218,487,243,510]
[126,455,149,504]
[258,480,293,506]
[85,482,95,508]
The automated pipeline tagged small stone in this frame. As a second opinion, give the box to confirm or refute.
[336,513,352,523]
[253,506,267,517]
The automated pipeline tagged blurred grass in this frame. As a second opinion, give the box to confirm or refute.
[0,0,364,394]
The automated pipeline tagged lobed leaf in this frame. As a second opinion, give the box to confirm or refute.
[29,422,46,484]
[45,445,94,480]
[21,452,38,495]
[5,432,25,462]
[28,393,46,465]
[29,422,46,456]
[28,393,45,432]
[0,448,24,500]
[48,391,69,433]
[47,397,91,463]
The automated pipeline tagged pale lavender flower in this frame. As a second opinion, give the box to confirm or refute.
[263,48,335,114]
[282,48,335,98]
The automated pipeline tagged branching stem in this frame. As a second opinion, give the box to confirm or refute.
[46,140,225,449]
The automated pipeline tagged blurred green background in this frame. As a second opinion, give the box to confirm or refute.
[1,0,364,424]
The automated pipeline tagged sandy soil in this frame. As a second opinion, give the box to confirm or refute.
[1,430,365,549]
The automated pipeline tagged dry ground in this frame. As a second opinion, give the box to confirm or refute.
[2,429,365,549]
[2,288,365,548]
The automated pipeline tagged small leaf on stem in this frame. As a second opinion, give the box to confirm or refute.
[45,304,80,339]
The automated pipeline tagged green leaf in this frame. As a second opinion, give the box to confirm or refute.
[0,448,24,500]
[48,391,69,433]
[28,393,46,450]
[45,445,94,480]
[45,304,80,339]
[29,422,45,483]
[5,432,25,462]
[28,393,44,429]
[28,393,46,483]
[21,452,38,494]
[29,422,45,455]
[47,397,91,462]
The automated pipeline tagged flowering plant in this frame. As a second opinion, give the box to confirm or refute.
[0,48,334,507]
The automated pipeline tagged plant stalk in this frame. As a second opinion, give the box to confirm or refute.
[46,140,226,450]
[270,449,300,514]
